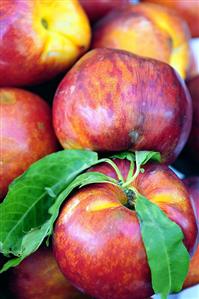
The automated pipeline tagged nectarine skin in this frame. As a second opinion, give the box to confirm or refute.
[53,48,192,164]
[0,88,57,200]
[0,0,90,86]
[9,247,90,299]
[53,160,197,299]
[183,177,199,288]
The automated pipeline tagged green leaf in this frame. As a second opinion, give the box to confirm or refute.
[0,220,51,272]
[111,151,135,162]
[0,256,25,273]
[0,150,98,257]
[135,194,190,298]
[0,170,116,272]
[135,151,161,168]
[121,151,161,188]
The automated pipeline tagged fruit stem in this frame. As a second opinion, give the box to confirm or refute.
[124,188,136,210]
[98,158,124,183]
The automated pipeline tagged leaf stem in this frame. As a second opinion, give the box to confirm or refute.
[122,165,140,188]
[122,151,142,188]
[126,159,135,182]
[160,293,168,299]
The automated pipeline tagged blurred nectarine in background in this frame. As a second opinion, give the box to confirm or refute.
[9,247,90,299]
[92,3,191,79]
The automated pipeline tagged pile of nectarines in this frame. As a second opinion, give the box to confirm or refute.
[0,1,198,299]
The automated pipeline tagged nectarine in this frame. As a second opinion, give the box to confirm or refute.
[53,48,192,163]
[0,88,57,200]
[0,0,91,86]
[53,159,197,299]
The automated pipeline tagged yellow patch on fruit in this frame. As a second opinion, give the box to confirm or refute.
[152,191,184,204]
[0,91,16,105]
[33,0,91,67]
[37,122,45,131]
[146,4,190,79]
[86,200,121,212]
[170,42,189,80]
[62,139,93,151]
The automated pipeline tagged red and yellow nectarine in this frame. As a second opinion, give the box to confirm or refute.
[53,159,197,299]
[0,88,57,200]
[0,0,91,86]
[53,48,192,164]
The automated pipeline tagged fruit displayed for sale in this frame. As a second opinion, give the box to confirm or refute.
[0,0,198,297]
[9,247,89,299]
[53,158,197,299]
[79,0,129,22]
[183,177,199,288]
[0,88,57,200]
[92,3,191,79]
[0,149,197,298]
[186,75,199,163]
[142,0,199,37]
[53,48,192,164]
[0,0,91,86]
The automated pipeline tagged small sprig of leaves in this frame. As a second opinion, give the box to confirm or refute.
[111,150,161,187]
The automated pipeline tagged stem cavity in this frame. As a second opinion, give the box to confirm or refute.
[124,188,136,210]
